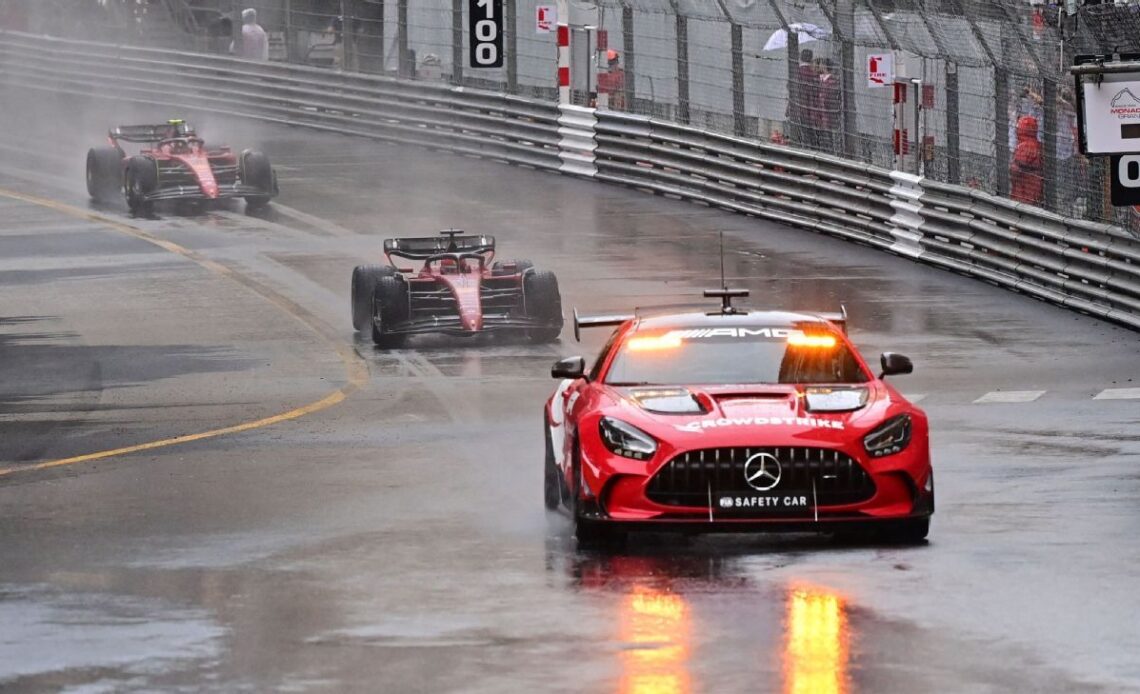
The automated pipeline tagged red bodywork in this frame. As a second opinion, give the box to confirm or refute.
[546,310,933,531]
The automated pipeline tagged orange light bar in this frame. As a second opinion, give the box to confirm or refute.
[627,334,683,352]
[787,332,837,348]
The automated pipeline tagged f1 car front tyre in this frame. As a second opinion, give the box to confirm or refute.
[86,147,121,202]
[524,270,563,343]
[371,276,409,348]
[125,156,157,216]
[241,150,275,211]
[351,265,396,331]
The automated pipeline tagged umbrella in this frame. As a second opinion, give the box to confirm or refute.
[763,23,831,52]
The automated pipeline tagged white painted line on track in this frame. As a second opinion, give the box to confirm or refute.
[973,390,1046,404]
[1093,388,1140,400]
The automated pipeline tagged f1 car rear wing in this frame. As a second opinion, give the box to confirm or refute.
[573,308,635,341]
[110,122,196,144]
[383,231,495,260]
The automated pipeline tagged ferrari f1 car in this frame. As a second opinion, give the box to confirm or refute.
[86,119,277,214]
[544,288,933,546]
[350,230,563,347]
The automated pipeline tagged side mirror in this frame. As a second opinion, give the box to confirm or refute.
[879,352,913,378]
[552,356,586,379]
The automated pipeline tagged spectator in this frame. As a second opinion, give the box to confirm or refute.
[1009,86,1043,151]
[232,8,268,61]
[814,58,841,154]
[787,49,820,149]
[1011,115,1044,205]
[597,49,626,110]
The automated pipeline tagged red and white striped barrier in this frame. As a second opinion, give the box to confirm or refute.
[557,0,569,104]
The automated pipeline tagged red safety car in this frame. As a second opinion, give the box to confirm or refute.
[351,230,562,347]
[544,288,933,546]
[85,119,277,215]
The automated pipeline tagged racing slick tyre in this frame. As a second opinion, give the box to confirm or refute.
[491,259,533,276]
[351,265,396,331]
[524,270,563,343]
[544,414,561,510]
[86,147,121,202]
[370,276,409,348]
[124,156,157,217]
[241,150,274,211]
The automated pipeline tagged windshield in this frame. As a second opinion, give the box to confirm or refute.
[604,326,869,386]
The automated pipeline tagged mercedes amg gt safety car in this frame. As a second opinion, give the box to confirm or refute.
[544,288,933,546]
[350,230,563,347]
[85,119,277,215]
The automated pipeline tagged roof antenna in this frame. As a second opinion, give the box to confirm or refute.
[719,231,726,291]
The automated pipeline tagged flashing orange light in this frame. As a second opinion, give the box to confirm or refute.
[787,332,837,348]
[627,334,683,352]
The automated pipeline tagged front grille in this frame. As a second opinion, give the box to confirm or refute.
[646,447,875,510]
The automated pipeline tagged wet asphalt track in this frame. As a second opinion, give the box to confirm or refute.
[1,92,1140,692]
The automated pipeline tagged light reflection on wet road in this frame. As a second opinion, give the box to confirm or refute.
[0,92,1139,691]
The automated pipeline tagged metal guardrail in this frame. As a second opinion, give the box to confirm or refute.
[592,111,1140,331]
[2,30,1137,331]
[0,31,563,172]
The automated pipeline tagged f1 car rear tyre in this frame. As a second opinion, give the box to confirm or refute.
[241,150,274,211]
[351,265,396,331]
[544,414,561,510]
[371,276,409,348]
[86,147,121,202]
[125,156,157,216]
[524,270,563,343]
[491,259,533,276]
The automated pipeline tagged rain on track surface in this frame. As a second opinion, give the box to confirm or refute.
[0,96,1138,692]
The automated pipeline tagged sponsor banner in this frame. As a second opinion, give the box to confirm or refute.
[1080,74,1140,154]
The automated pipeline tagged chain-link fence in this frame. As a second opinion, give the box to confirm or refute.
[6,0,1140,229]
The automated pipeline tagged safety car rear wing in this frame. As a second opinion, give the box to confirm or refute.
[383,231,495,260]
[573,308,635,341]
[809,306,848,334]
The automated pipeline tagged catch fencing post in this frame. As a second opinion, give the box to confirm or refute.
[995,66,1010,196]
[451,0,463,84]
[1043,77,1058,210]
[557,0,569,104]
[946,62,960,184]
[621,5,634,111]
[505,0,517,93]
[673,6,690,124]
[397,0,410,78]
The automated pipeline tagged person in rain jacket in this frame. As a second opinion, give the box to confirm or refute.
[1010,115,1043,205]
[231,8,269,61]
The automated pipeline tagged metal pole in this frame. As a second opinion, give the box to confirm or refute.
[995,66,1010,196]
[1043,78,1058,210]
[729,21,745,136]
[622,4,634,111]
[451,0,463,84]
[505,0,517,93]
[397,0,410,78]
[946,62,960,184]
[675,10,690,124]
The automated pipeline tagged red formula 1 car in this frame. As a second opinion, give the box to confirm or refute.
[350,230,563,347]
[544,289,933,546]
[85,119,277,215]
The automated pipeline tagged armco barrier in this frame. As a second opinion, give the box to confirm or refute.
[2,30,1138,331]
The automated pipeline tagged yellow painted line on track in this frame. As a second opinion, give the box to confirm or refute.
[0,187,369,479]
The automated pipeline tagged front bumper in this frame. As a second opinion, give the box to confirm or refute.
[577,442,934,529]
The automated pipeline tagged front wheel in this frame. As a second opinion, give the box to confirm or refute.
[571,443,623,549]
[86,147,121,202]
[881,517,930,544]
[351,265,395,331]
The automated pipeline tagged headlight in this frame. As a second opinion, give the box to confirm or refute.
[599,417,657,461]
[863,414,912,458]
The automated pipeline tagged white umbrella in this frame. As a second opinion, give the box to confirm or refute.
[763,23,831,52]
